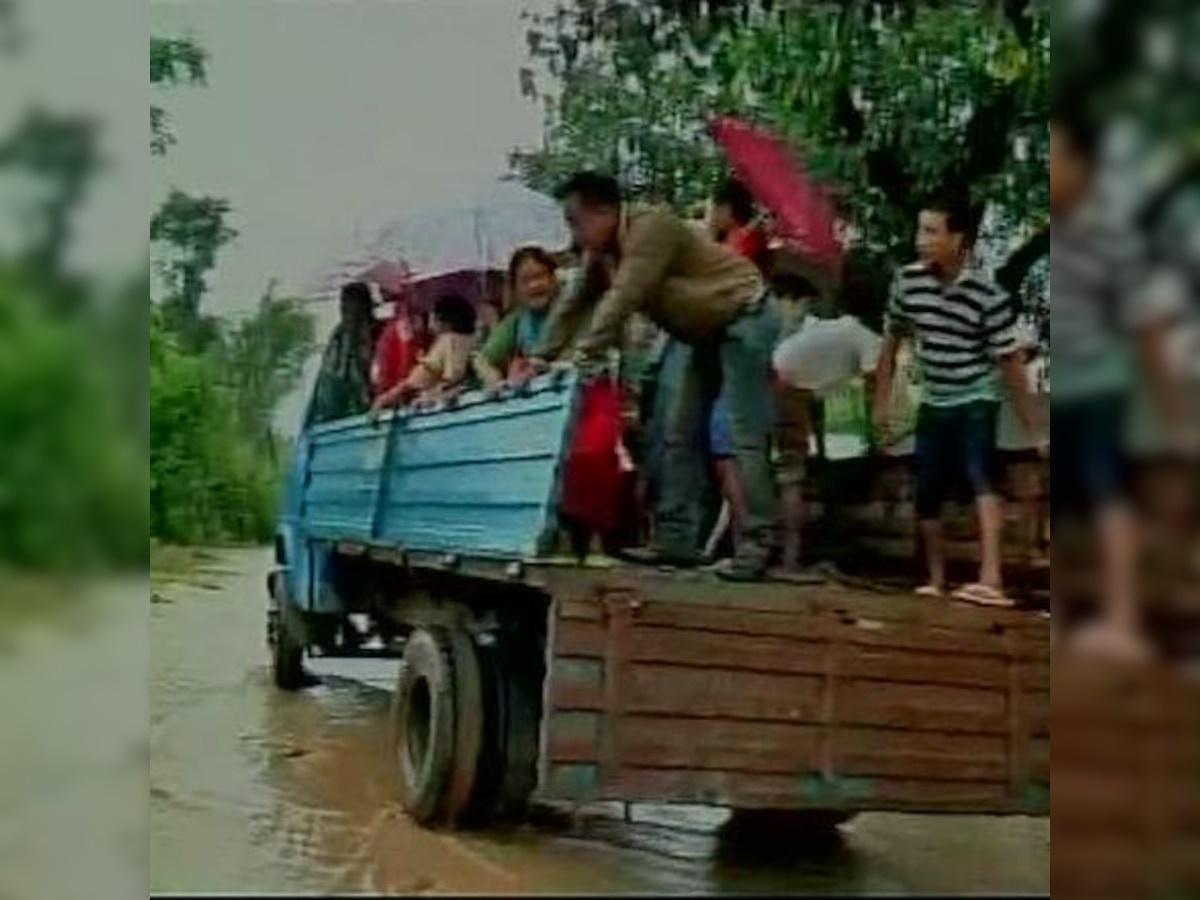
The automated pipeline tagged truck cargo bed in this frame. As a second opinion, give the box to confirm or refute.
[535,568,1049,817]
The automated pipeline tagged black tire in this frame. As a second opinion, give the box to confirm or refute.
[457,638,506,826]
[454,633,544,827]
[391,628,458,826]
[719,808,853,855]
[494,637,543,820]
[444,629,486,826]
[271,587,309,692]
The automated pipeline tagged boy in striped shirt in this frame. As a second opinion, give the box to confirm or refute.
[1048,109,1188,661]
[873,194,1042,606]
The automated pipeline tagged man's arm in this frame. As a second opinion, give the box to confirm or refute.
[1124,264,1189,442]
[872,335,901,429]
[535,264,592,362]
[573,210,681,360]
[985,287,1041,444]
[1135,321,1188,436]
[998,352,1041,442]
[872,275,910,435]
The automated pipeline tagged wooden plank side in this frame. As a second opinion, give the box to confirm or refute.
[612,716,1009,783]
[625,663,825,724]
[606,767,1017,813]
[630,622,1020,689]
[837,678,1009,734]
[555,619,608,658]
[543,584,1049,817]
[545,570,1047,637]
[622,663,1009,736]
[631,602,1040,663]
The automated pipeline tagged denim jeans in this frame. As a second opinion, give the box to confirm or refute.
[656,296,781,561]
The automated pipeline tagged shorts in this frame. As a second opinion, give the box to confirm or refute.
[772,385,813,487]
[914,401,1001,520]
[710,390,789,462]
[709,398,736,459]
[1050,394,1129,519]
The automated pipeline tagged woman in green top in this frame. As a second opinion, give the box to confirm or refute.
[474,246,566,387]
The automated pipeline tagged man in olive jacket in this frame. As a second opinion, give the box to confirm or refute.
[533,172,779,580]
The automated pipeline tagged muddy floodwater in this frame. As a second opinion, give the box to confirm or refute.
[150,549,1049,896]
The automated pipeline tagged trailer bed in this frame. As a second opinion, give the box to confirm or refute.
[532,566,1049,817]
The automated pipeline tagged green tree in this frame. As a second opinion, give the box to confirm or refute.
[515,0,1049,258]
[0,266,148,569]
[151,35,208,157]
[0,109,104,283]
[150,189,238,349]
[217,284,317,461]
[150,308,276,545]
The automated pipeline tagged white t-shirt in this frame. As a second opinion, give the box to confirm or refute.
[772,315,883,395]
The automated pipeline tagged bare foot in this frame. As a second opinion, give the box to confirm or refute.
[1069,619,1155,664]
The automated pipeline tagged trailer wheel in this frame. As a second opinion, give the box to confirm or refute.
[720,809,853,853]
[444,629,486,826]
[494,636,543,819]
[453,633,543,826]
[457,638,506,826]
[392,628,458,826]
[270,582,309,692]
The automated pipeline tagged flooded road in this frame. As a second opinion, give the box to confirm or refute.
[150,549,1049,895]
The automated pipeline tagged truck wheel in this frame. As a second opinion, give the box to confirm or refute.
[271,586,309,692]
[494,637,543,820]
[391,628,458,826]
[454,634,543,826]
[457,638,506,826]
[720,809,853,852]
[444,629,486,826]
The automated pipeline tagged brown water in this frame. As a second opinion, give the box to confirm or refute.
[150,549,1049,896]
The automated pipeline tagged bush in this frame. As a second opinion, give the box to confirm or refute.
[150,310,280,546]
[0,270,149,569]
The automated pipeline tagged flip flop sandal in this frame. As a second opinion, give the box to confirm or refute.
[954,583,1015,608]
[914,584,946,598]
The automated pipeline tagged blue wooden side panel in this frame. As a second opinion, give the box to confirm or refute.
[301,373,582,562]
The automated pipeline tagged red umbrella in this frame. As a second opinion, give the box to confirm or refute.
[708,115,844,279]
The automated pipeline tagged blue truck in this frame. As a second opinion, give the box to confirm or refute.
[268,369,1049,830]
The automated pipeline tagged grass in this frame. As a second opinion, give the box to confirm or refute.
[149,543,204,586]
[0,571,78,633]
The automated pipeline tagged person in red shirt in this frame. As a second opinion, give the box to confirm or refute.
[709,178,770,274]
[371,288,428,398]
[703,179,772,563]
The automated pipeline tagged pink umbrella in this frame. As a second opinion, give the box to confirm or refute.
[357,259,413,297]
[708,115,844,279]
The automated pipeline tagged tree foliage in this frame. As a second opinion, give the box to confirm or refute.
[216,285,317,461]
[0,266,147,569]
[151,189,238,350]
[0,108,103,280]
[150,308,274,545]
[151,35,208,157]
[145,34,316,550]
[515,0,1049,257]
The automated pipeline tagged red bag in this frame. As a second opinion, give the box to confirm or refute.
[560,378,625,534]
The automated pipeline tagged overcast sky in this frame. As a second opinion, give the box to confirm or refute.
[150,0,550,318]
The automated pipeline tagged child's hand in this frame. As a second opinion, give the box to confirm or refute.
[368,397,390,425]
